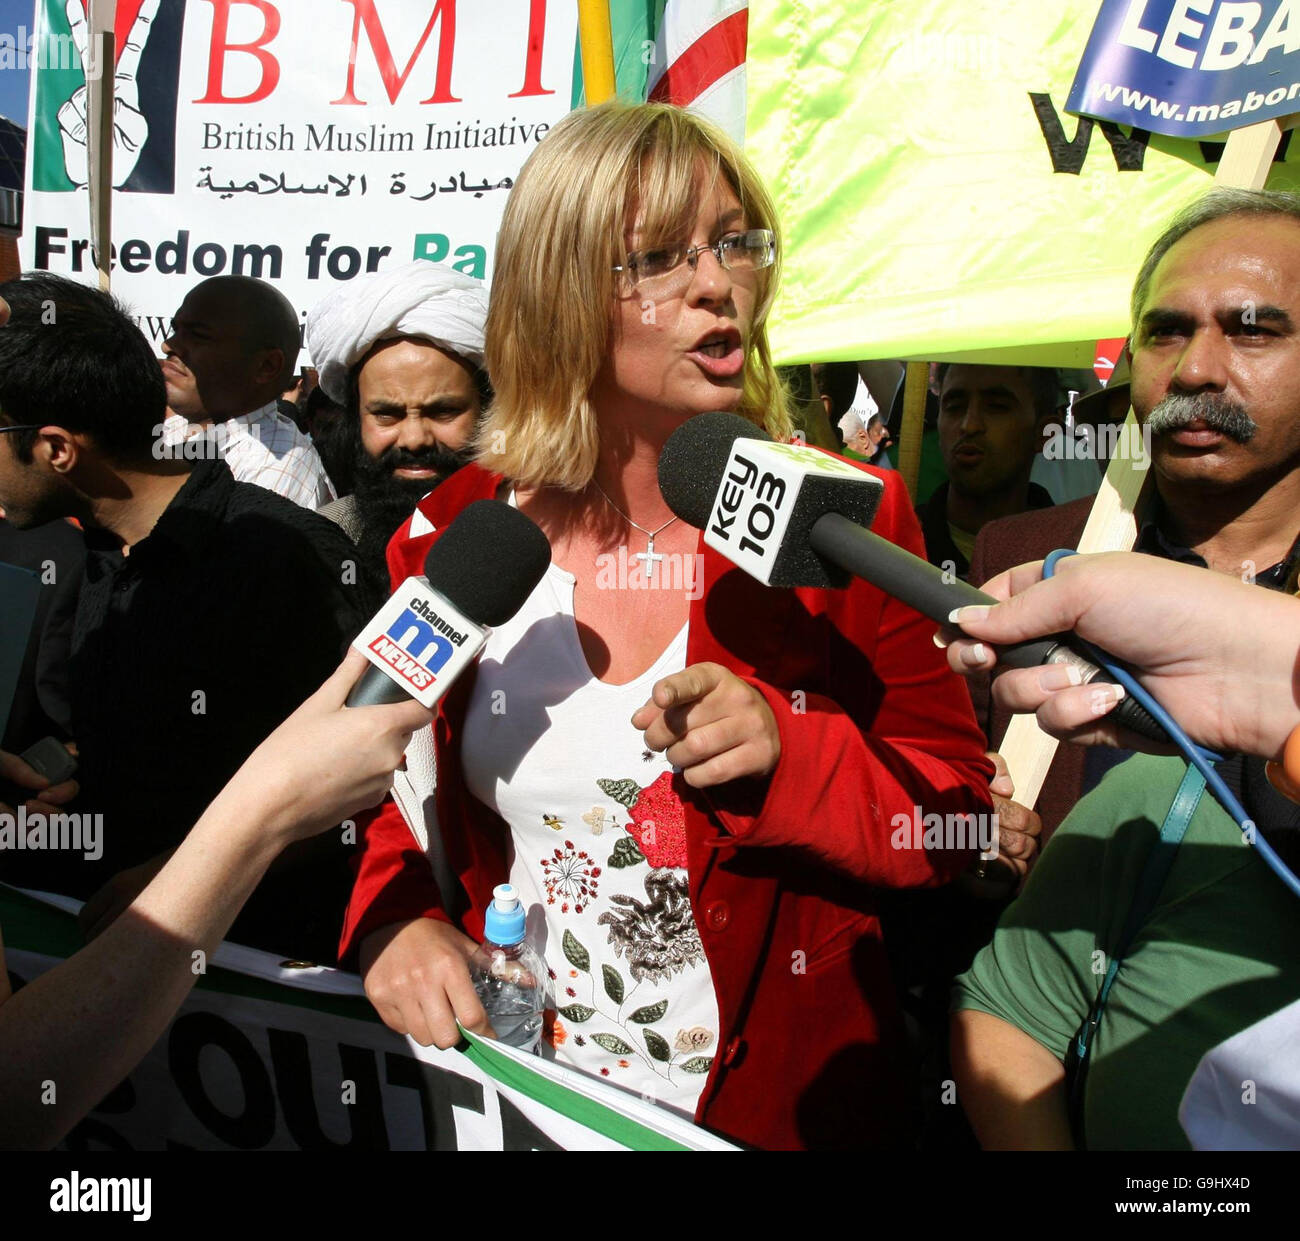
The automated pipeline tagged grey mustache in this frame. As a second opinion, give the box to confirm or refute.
[1146,393,1257,443]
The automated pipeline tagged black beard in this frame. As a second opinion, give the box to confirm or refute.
[351,437,472,590]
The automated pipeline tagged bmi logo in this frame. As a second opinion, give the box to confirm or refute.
[366,596,468,692]
[32,0,185,193]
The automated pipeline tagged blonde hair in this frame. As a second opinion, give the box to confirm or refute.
[478,100,792,490]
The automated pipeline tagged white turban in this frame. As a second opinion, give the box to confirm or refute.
[306,260,489,404]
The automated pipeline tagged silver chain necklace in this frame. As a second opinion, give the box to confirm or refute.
[591,479,679,566]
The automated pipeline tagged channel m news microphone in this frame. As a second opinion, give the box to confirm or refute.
[657,412,1169,744]
[347,499,551,708]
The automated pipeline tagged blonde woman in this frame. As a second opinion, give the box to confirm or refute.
[341,102,995,1149]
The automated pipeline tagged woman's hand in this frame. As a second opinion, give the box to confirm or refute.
[216,649,436,844]
[632,662,781,788]
[941,552,1300,761]
[360,918,493,1048]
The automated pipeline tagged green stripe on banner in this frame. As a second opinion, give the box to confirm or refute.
[0,885,718,1149]
[0,885,374,1021]
[460,1031,692,1151]
[1,883,82,955]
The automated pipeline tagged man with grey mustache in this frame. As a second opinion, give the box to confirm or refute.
[950,186,1300,1151]
[966,186,1300,842]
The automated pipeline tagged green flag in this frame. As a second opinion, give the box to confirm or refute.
[570,1,668,109]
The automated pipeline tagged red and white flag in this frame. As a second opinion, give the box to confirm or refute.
[648,1,749,145]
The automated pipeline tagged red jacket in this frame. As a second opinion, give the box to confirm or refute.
[341,461,994,1149]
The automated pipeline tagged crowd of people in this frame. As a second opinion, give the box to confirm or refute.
[0,99,1298,1151]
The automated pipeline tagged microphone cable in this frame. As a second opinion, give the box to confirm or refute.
[1043,547,1300,901]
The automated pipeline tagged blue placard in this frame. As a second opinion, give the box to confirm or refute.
[0,560,42,745]
[1068,0,1300,139]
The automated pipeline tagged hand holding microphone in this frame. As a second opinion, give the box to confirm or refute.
[222,649,438,843]
[942,552,1300,762]
[347,498,552,708]
[657,413,1172,746]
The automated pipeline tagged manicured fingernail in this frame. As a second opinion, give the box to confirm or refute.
[949,605,989,625]
[1037,664,1084,690]
[958,643,988,667]
[933,631,949,649]
[1090,683,1127,714]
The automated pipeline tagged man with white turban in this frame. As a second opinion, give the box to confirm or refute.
[306,261,489,593]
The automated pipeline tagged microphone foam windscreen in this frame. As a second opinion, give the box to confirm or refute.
[658,412,771,528]
[421,499,552,626]
[658,412,883,589]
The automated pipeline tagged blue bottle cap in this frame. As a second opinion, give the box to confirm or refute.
[483,883,526,945]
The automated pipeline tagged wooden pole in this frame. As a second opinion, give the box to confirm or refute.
[86,0,116,290]
[998,407,1150,807]
[1213,116,1294,186]
[896,361,928,502]
[577,0,617,106]
[999,117,1300,808]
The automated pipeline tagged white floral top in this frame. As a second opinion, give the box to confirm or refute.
[461,560,720,1117]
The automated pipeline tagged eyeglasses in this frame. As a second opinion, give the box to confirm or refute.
[0,425,39,435]
[613,229,776,295]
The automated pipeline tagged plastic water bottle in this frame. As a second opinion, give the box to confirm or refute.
[468,884,547,1053]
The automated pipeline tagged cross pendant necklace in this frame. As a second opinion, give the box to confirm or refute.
[592,480,678,566]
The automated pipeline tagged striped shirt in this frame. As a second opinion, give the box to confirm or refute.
[161,402,335,510]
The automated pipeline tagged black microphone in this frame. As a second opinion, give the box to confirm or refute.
[658,413,1168,744]
[347,499,551,707]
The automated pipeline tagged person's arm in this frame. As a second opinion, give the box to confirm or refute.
[951,1009,1073,1150]
[1,788,295,1148]
[948,754,1131,1151]
[0,651,432,1149]
[943,552,1300,760]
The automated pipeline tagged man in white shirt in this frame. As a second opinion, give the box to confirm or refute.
[160,276,335,510]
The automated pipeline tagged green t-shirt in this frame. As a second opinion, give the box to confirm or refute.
[954,754,1300,1150]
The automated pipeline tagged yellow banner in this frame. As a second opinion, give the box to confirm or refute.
[745,1,1300,365]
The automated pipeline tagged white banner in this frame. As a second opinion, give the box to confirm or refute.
[21,0,579,356]
[5,933,736,1150]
